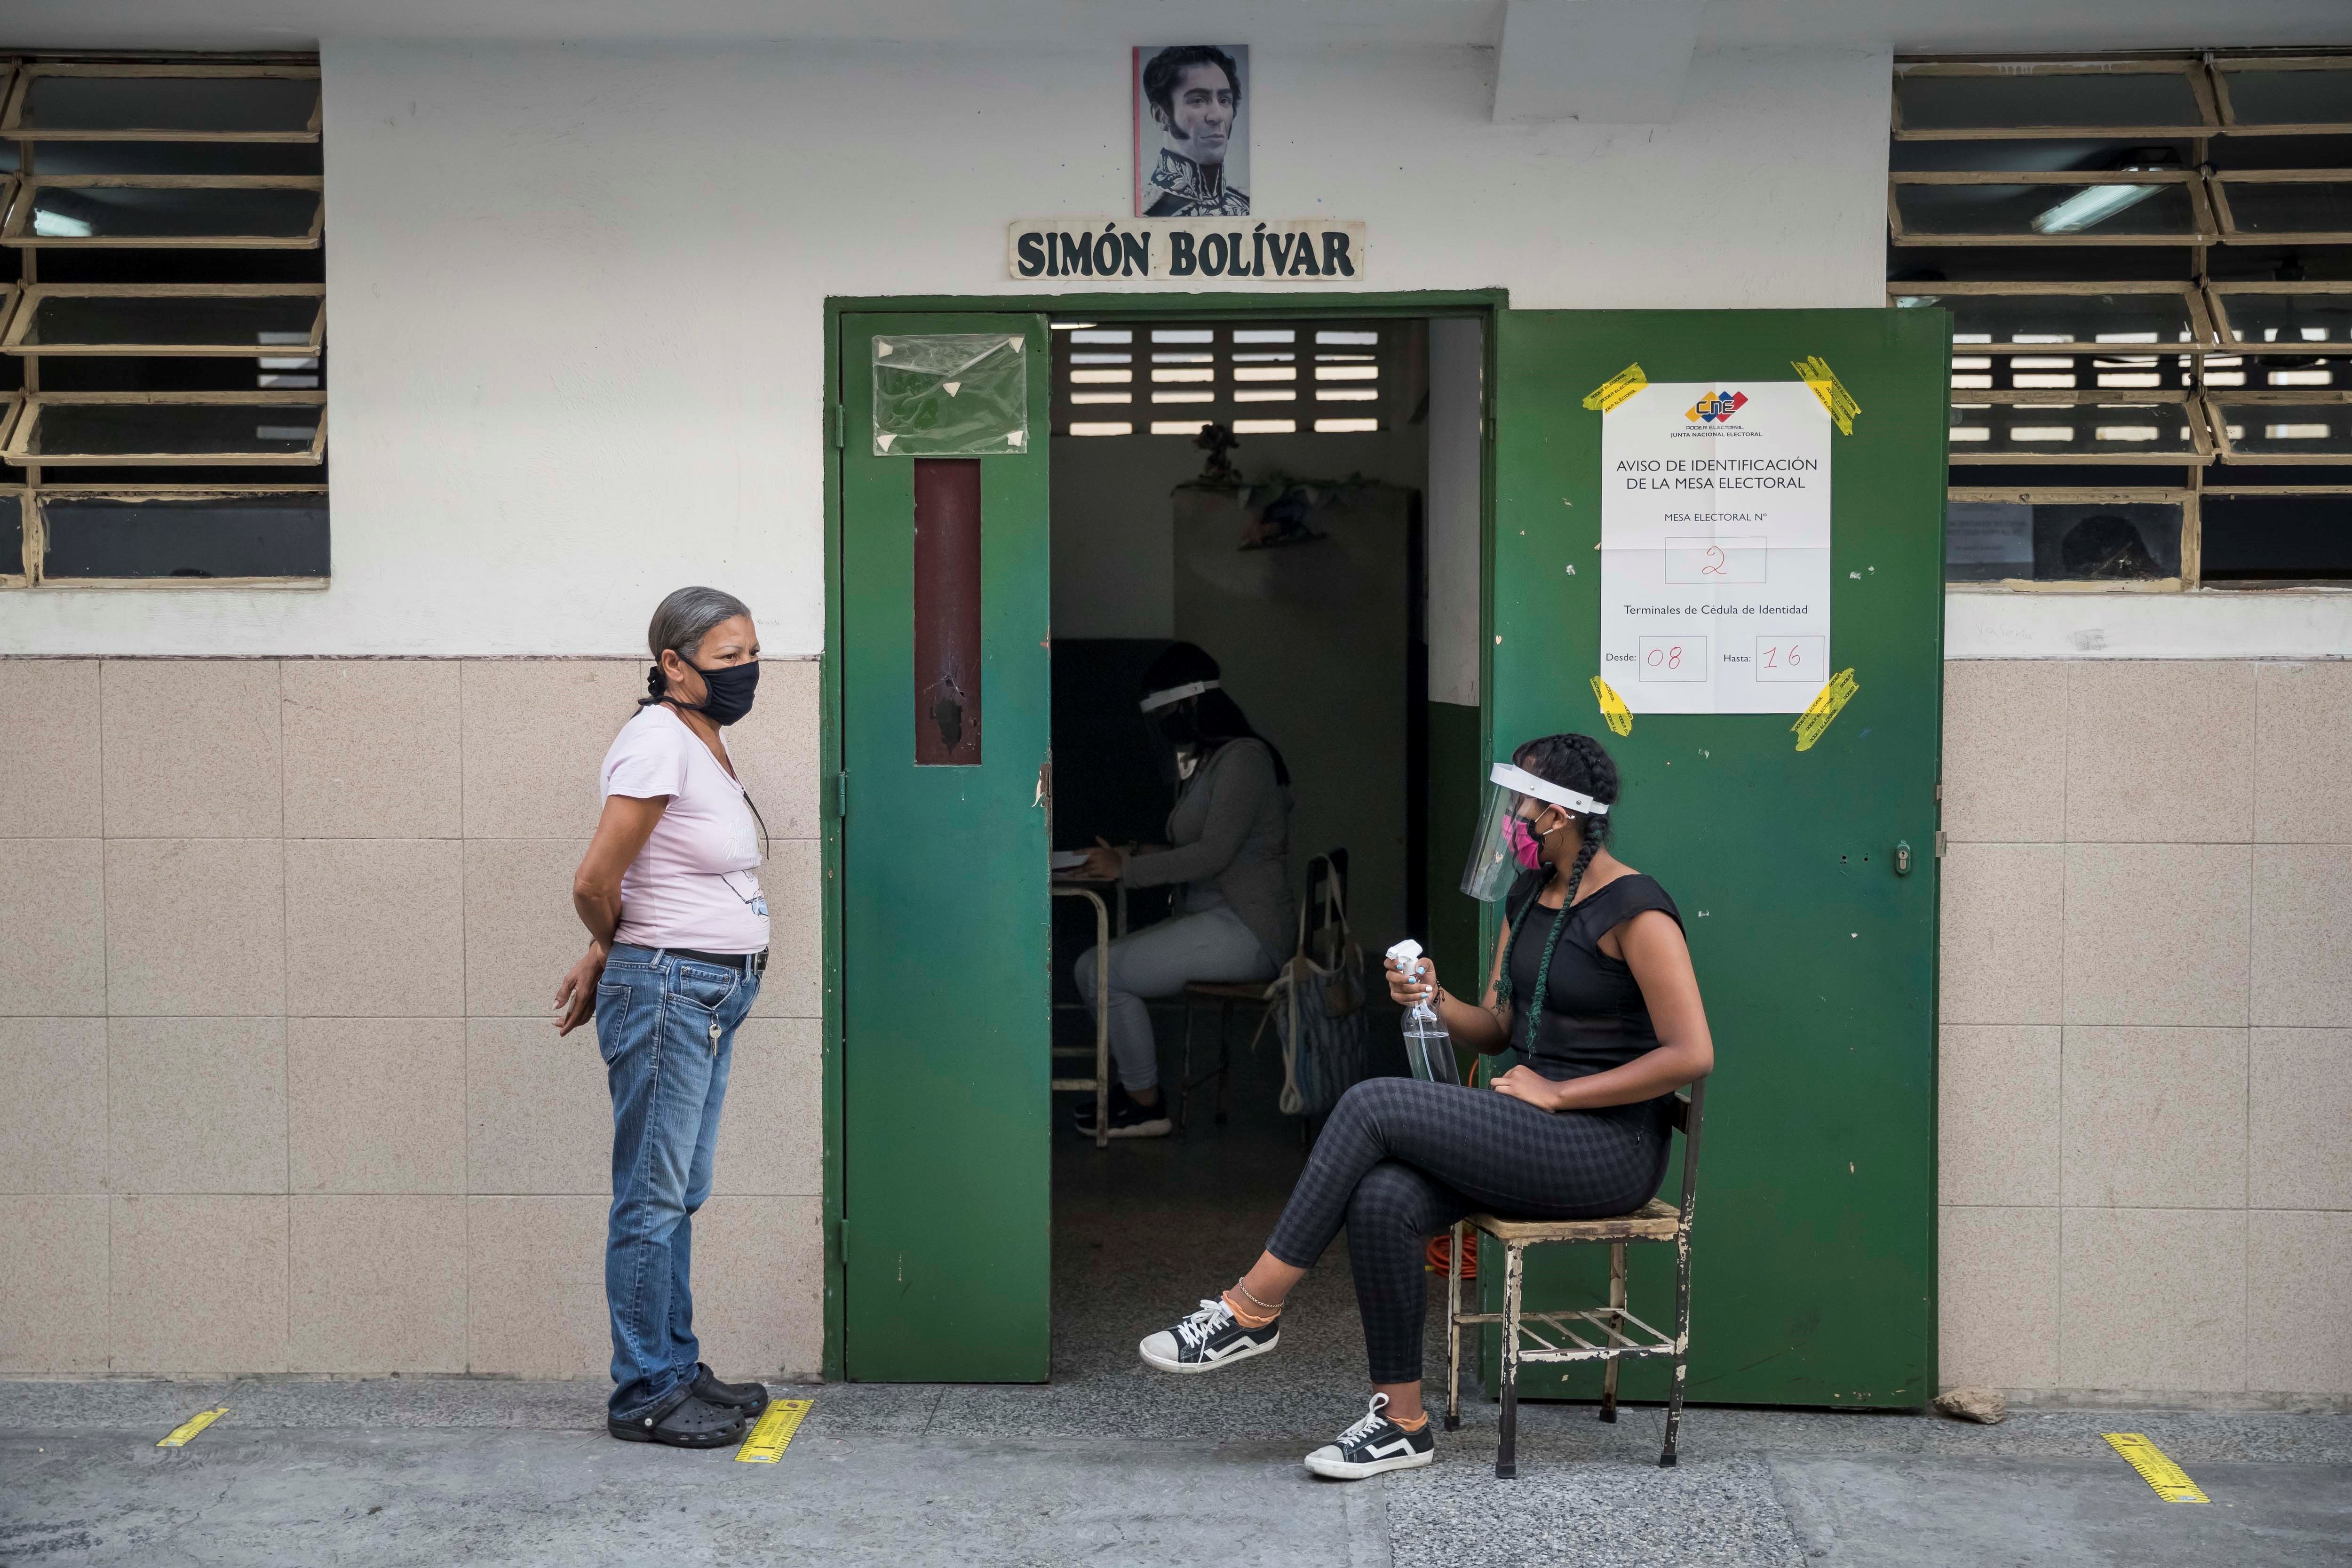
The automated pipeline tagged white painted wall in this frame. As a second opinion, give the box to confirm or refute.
[1947,591,2352,660]
[0,39,1892,658]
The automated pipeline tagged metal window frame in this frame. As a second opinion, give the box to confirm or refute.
[1891,280,2213,356]
[0,390,21,453]
[2210,55,2352,136]
[2205,282,2352,357]
[1888,169,2217,246]
[1947,388,2212,465]
[2208,169,2352,247]
[26,484,330,589]
[1,175,325,249]
[0,282,326,356]
[0,62,322,143]
[1891,57,2219,141]
[2,390,328,466]
[2202,389,2352,465]
[1942,484,2193,594]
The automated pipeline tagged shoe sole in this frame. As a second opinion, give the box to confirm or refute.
[1139,1330,1278,1374]
[607,1421,747,1449]
[1304,1446,1434,1480]
[1105,1118,1173,1139]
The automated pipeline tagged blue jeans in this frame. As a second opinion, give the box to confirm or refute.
[596,943,762,1420]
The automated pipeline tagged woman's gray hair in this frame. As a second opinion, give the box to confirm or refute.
[642,585,752,705]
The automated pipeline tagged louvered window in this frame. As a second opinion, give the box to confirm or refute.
[1891,52,2352,587]
[1050,320,1398,439]
[0,55,326,587]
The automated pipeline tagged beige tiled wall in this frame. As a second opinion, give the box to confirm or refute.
[1939,660,2352,1401]
[7,653,2346,1401]
[0,658,823,1380]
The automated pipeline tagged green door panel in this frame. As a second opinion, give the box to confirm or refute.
[840,312,1053,1381]
[1484,309,1951,1407]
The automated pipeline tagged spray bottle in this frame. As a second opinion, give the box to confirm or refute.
[1384,939,1459,1086]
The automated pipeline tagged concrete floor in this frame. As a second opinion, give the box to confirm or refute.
[7,1027,2348,1566]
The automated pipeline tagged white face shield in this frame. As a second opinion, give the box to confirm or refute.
[1460,762,1610,903]
[1138,677,1219,714]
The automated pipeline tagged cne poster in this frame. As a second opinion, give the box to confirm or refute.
[1599,381,1832,715]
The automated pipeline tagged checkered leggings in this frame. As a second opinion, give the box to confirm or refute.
[1264,1076,1670,1383]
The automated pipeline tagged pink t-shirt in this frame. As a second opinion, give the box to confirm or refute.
[599,704,771,955]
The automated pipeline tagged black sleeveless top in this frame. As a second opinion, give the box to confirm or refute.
[1503,868,1685,1083]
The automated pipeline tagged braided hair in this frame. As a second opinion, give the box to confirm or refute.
[1494,732,1621,1054]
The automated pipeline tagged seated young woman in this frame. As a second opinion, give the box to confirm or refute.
[1135,732,1713,1479]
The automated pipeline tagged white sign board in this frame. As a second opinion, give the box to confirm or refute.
[1600,381,1831,715]
[1008,217,1367,282]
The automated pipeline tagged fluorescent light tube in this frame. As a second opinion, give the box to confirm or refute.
[2031,182,2160,236]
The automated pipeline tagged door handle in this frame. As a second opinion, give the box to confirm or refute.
[1893,840,1913,876]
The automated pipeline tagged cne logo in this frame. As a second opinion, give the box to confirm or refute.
[1686,390,1748,424]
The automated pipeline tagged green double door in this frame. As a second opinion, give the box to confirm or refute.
[837,305,1949,1400]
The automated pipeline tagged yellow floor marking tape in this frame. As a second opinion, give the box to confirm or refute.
[1791,669,1859,752]
[1581,363,1646,414]
[735,1398,814,1463]
[2103,1433,2209,1503]
[1589,676,1633,737]
[157,1408,228,1449]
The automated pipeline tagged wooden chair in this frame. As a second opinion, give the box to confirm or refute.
[1444,1077,1708,1476]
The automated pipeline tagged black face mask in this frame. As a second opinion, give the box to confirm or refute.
[1154,704,1200,750]
[679,659,760,726]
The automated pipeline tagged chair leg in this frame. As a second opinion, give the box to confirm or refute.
[1599,1241,1627,1424]
[1444,1222,1463,1432]
[1661,1226,1693,1468]
[1213,1002,1233,1125]
[1177,1000,1197,1135]
[1496,1243,1522,1480]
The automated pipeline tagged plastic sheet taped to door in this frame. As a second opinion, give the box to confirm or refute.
[871,333,1029,456]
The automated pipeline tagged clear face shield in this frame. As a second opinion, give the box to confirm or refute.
[1460,763,1610,902]
[1140,677,1219,778]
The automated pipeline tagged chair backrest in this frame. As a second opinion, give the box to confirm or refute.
[1671,1076,1708,1222]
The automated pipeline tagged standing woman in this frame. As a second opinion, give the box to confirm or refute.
[555,587,775,1449]
[1135,733,1712,1480]
[1073,642,1295,1138]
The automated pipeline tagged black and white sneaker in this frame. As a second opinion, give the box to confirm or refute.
[1073,1082,1173,1140]
[1139,1297,1280,1374]
[1303,1394,1436,1480]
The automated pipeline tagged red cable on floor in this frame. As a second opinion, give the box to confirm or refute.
[1424,1232,1476,1280]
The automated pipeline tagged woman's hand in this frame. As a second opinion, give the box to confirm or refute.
[1385,955,1437,1008]
[1079,837,1128,880]
[1492,1064,1564,1112]
[554,945,606,1037]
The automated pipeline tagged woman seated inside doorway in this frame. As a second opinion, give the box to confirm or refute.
[1135,733,1713,1479]
[1072,642,1295,1139]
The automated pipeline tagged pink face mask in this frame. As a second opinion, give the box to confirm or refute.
[1509,815,1546,871]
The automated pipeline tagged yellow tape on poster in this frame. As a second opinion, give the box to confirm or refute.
[158,1408,228,1448]
[1582,364,1647,414]
[736,1398,814,1463]
[1589,676,1633,737]
[1791,356,1859,435]
[2103,1433,2209,1503]
[1791,669,1858,752]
